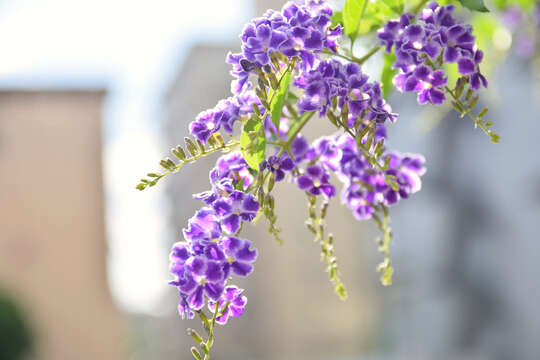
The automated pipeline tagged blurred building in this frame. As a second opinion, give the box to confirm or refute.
[0,90,127,360]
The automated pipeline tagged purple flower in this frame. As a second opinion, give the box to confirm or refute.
[189,93,260,144]
[377,152,426,205]
[208,286,248,325]
[295,59,397,124]
[296,165,336,197]
[394,65,447,105]
[341,182,377,220]
[183,208,222,245]
[262,153,295,181]
[219,237,258,277]
[228,0,341,94]
[291,134,309,162]
[209,152,255,189]
[305,135,343,171]
[212,191,260,234]
[378,13,414,52]
[181,258,226,310]
[169,242,227,312]
[379,1,487,105]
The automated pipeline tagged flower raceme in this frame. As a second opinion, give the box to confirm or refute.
[227,0,341,94]
[131,0,499,358]
[379,1,487,105]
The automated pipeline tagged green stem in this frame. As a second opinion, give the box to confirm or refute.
[323,46,381,66]
[136,139,240,190]
[354,45,381,65]
[445,86,493,138]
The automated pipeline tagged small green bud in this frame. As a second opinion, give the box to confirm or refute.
[326,109,338,127]
[196,139,205,154]
[320,201,329,219]
[305,221,317,234]
[490,132,501,144]
[191,347,203,360]
[252,103,260,116]
[166,158,175,168]
[213,133,225,147]
[184,137,198,156]
[268,71,279,89]
[200,342,209,355]
[267,173,275,192]
[196,311,211,335]
[451,101,464,114]
[254,67,269,86]
[340,102,348,126]
[478,107,488,118]
[469,95,479,110]
[465,89,473,102]
[187,328,204,344]
[207,135,217,148]
[270,55,281,73]
[257,186,264,205]
[160,158,174,170]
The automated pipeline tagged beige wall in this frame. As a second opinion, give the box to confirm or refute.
[0,90,126,360]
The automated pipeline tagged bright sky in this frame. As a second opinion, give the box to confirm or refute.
[0,0,251,314]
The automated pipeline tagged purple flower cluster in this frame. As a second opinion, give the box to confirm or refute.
[260,153,295,181]
[227,0,341,94]
[295,59,398,123]
[189,92,261,144]
[169,152,259,322]
[293,133,425,219]
[378,1,487,105]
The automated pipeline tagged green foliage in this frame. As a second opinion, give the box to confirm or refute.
[492,0,537,11]
[241,115,266,170]
[470,13,499,51]
[381,51,397,99]
[356,0,401,36]
[447,79,500,143]
[136,134,238,190]
[372,206,394,286]
[343,0,367,40]
[459,0,490,12]
[330,10,343,27]
[305,196,348,300]
[270,70,292,129]
[0,292,33,360]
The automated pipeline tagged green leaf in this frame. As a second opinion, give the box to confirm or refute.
[356,0,394,36]
[270,70,292,129]
[343,0,367,40]
[240,116,266,170]
[381,51,397,99]
[330,10,343,27]
[459,0,489,12]
[381,0,404,14]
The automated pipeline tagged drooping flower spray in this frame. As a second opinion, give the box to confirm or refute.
[136,1,501,358]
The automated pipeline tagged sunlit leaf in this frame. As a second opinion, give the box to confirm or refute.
[270,70,292,129]
[459,0,489,12]
[381,51,397,99]
[241,116,266,170]
[343,0,367,40]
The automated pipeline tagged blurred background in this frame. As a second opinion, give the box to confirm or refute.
[1,0,539,359]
